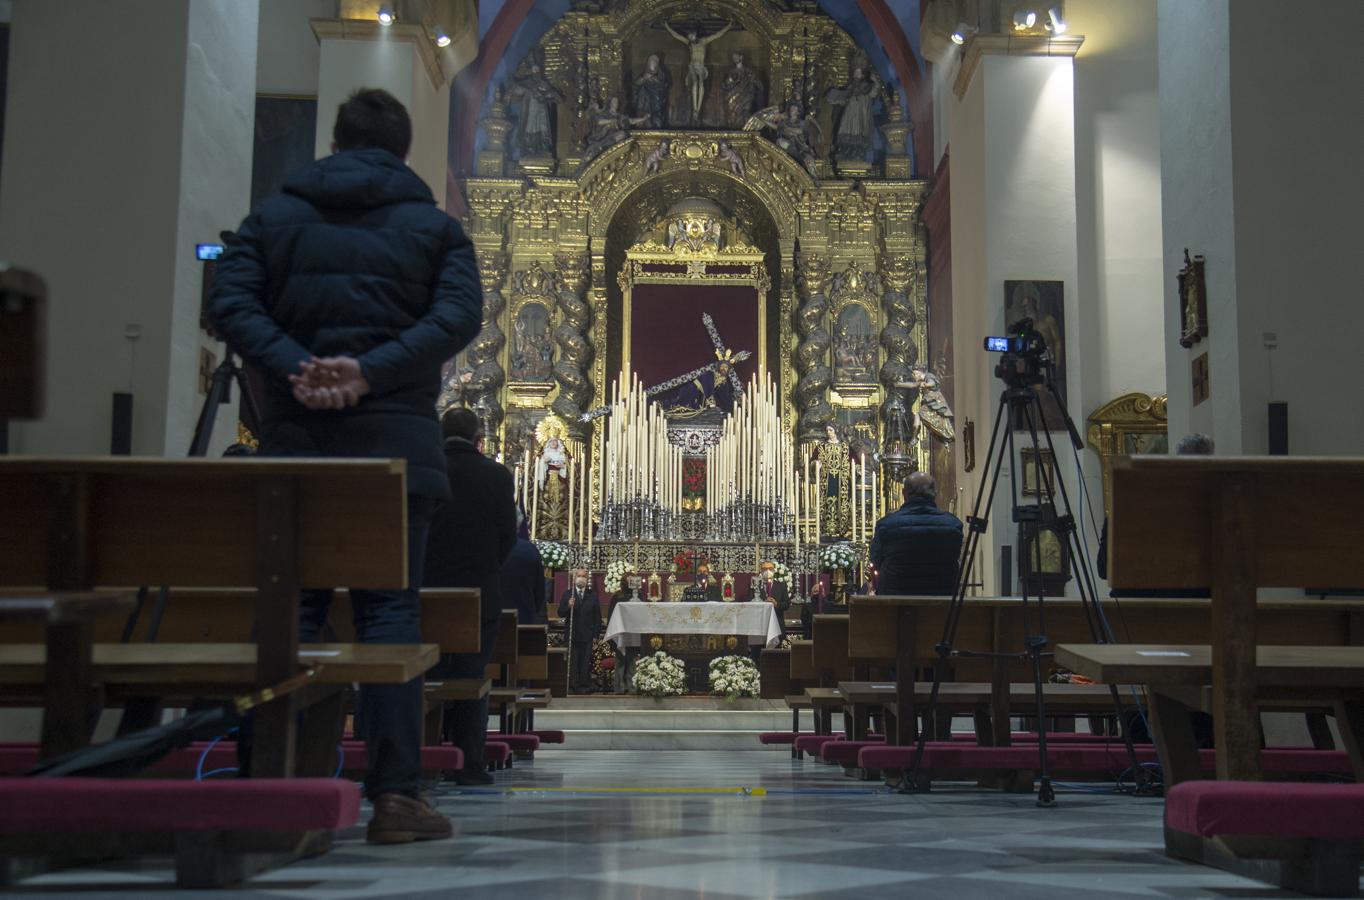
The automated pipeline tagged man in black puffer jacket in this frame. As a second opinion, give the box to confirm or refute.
[210,89,480,844]
[870,472,964,596]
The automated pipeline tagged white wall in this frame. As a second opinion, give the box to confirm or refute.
[1226,0,1364,455]
[1159,0,1364,456]
[0,1,255,457]
[257,0,335,96]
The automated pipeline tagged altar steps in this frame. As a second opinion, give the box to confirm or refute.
[528,697,796,751]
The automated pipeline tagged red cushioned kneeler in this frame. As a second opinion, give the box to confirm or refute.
[821,739,885,765]
[793,734,842,756]
[0,777,360,889]
[1164,781,1364,897]
[486,733,541,752]
[531,729,566,744]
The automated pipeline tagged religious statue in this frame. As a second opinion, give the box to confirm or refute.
[815,424,853,539]
[632,53,671,128]
[532,415,572,540]
[438,359,474,412]
[717,140,745,177]
[582,96,647,161]
[662,352,736,418]
[664,18,733,125]
[744,103,822,183]
[643,139,670,175]
[898,364,956,443]
[511,62,564,158]
[825,65,882,161]
[721,51,763,128]
[666,214,721,252]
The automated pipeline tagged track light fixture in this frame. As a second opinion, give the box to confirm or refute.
[434,26,451,47]
[951,22,978,45]
[377,6,395,26]
[1045,7,1068,34]
[1013,9,1037,30]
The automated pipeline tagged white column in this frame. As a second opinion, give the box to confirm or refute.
[949,35,1085,596]
[0,0,259,456]
[312,18,451,205]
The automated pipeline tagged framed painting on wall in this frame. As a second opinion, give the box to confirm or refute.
[1004,280,1066,431]
[1178,249,1208,348]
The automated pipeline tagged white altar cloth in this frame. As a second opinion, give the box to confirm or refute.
[604,601,782,649]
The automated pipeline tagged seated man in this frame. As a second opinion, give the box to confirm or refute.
[688,566,723,603]
[869,472,964,596]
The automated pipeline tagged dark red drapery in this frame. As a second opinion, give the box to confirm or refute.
[629,282,760,390]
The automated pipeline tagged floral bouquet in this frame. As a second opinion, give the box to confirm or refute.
[604,560,632,594]
[708,655,760,701]
[770,561,794,592]
[633,651,687,698]
[819,542,857,572]
[535,540,572,571]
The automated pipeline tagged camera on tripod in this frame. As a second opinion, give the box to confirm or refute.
[983,318,1051,387]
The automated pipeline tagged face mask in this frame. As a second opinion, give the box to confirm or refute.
[575,579,587,590]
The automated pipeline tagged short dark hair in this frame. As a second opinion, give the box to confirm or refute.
[903,471,937,503]
[442,407,481,443]
[1176,433,1215,455]
[333,88,412,159]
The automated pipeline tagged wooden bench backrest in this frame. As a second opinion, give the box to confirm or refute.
[0,459,407,590]
[811,614,853,675]
[488,610,520,666]
[759,648,793,699]
[1109,457,1364,589]
[516,625,549,679]
[789,639,817,681]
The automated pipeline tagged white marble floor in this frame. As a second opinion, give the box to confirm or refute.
[8,749,1343,899]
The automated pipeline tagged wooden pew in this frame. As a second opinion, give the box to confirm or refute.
[848,593,1364,747]
[1059,456,1364,894]
[0,457,431,886]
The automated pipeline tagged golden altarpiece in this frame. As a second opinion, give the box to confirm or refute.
[449,0,946,575]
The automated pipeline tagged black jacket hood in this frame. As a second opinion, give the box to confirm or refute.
[283,148,434,210]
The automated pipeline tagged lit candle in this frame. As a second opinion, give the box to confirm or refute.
[567,459,576,545]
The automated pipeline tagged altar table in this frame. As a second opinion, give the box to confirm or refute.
[605,602,782,650]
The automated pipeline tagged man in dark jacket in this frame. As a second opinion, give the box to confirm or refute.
[210,89,480,844]
[559,570,601,693]
[424,407,516,784]
[870,472,964,596]
[499,509,546,625]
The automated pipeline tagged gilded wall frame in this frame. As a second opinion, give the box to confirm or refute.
[1086,392,1169,518]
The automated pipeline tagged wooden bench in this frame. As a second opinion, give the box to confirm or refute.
[0,457,432,885]
[1068,456,1364,892]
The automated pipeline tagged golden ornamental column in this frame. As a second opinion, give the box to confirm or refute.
[551,252,593,441]
[877,250,918,478]
[794,253,834,443]
[468,250,509,450]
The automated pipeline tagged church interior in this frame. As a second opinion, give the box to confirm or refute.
[1,0,1363,896]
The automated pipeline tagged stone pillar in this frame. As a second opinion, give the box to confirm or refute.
[0,0,259,456]
[312,15,452,201]
[948,34,1085,595]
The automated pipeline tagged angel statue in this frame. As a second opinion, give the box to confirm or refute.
[744,103,822,183]
[664,18,733,124]
[897,364,956,443]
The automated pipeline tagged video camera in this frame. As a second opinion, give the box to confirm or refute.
[983,318,1051,388]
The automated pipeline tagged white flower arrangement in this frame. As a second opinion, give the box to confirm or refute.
[770,561,794,591]
[633,651,687,697]
[535,541,572,571]
[819,542,857,572]
[604,560,632,594]
[708,655,760,701]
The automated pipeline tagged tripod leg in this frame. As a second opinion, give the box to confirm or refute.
[188,358,238,457]
[1019,396,1057,807]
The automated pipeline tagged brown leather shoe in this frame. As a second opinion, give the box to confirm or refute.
[366,793,453,844]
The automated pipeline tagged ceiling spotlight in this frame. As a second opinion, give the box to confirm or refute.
[434,26,451,47]
[951,22,977,45]
[1046,7,1068,33]
[1013,9,1037,30]
[377,6,395,26]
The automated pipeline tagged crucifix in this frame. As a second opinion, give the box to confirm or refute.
[579,313,750,421]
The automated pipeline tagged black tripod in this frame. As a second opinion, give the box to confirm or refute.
[188,347,260,458]
[899,371,1150,807]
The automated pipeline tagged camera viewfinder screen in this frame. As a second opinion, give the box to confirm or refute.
[984,336,1010,352]
[196,243,224,261]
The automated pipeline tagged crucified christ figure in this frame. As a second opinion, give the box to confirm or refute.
[665,18,733,124]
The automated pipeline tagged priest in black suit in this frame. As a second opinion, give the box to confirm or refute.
[693,566,723,603]
[748,561,790,636]
[558,569,601,693]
